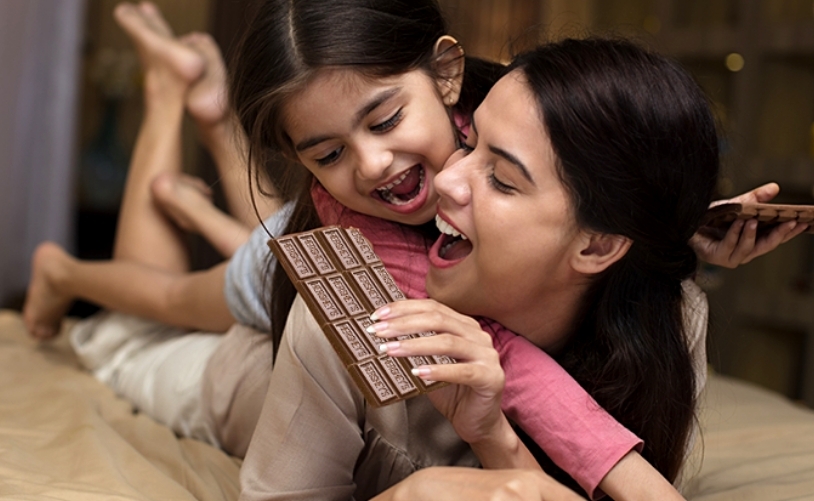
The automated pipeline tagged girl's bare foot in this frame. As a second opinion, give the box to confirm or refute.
[182,32,230,126]
[114,2,205,99]
[23,243,74,340]
[150,172,215,234]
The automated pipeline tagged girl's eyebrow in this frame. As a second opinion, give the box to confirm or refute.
[471,114,534,184]
[295,87,402,152]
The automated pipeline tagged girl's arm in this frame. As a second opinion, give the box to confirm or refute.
[691,182,808,268]
[599,452,685,501]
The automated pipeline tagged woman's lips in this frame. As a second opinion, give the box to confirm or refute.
[429,233,471,268]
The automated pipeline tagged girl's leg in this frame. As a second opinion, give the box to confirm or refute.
[25,242,234,338]
[182,32,282,226]
[111,2,205,272]
[150,172,252,257]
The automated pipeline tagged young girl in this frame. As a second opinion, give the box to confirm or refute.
[237,36,722,500]
[23,0,804,495]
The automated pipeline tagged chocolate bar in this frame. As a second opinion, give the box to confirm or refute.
[699,202,814,239]
[268,226,452,407]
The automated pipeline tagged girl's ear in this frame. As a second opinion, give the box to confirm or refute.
[571,231,632,275]
[432,36,465,106]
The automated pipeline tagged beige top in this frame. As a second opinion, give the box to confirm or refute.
[233,280,708,499]
[202,324,274,458]
[239,295,479,501]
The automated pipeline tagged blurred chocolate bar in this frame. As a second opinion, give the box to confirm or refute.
[268,226,452,407]
[699,202,814,239]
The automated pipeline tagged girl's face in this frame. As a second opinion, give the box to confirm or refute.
[282,67,458,226]
[426,71,585,348]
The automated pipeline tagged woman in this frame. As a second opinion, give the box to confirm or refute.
[239,38,719,500]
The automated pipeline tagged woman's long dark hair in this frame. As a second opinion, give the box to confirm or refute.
[509,38,719,487]
[227,0,504,356]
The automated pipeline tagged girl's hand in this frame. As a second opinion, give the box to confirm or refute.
[691,182,808,268]
[369,299,508,452]
[373,467,586,501]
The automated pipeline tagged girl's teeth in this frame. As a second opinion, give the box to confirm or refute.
[376,167,424,205]
[435,215,468,240]
[380,170,410,191]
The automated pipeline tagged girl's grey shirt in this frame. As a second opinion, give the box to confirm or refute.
[223,202,294,332]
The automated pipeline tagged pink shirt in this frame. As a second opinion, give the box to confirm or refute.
[313,184,641,498]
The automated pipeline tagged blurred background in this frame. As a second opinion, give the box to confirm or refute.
[2,0,814,406]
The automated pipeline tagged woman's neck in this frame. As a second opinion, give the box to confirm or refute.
[499,277,589,354]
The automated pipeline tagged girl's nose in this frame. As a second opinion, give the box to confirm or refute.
[356,145,394,181]
[435,148,472,205]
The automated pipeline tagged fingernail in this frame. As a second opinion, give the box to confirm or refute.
[366,322,388,334]
[411,367,432,377]
[370,306,390,322]
[378,341,400,353]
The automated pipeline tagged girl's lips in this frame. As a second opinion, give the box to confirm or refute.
[372,164,430,215]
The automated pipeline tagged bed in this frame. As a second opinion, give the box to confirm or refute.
[1,308,813,500]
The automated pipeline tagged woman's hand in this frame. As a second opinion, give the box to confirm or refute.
[373,467,586,501]
[370,299,504,444]
[370,299,529,467]
[691,182,808,268]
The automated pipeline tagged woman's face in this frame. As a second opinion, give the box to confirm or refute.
[282,67,458,226]
[426,71,586,347]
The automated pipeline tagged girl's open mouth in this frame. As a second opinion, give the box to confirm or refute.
[430,214,472,267]
[373,165,425,208]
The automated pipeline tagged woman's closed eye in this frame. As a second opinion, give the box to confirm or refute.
[316,146,344,166]
[488,167,515,194]
[370,108,403,132]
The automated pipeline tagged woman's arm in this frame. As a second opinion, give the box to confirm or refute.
[374,467,586,501]
[373,299,537,469]
[239,296,364,501]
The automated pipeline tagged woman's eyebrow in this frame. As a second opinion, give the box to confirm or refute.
[472,114,534,184]
[489,146,534,184]
[295,87,401,152]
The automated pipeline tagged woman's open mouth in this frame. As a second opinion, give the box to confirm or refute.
[372,165,427,212]
[430,214,473,267]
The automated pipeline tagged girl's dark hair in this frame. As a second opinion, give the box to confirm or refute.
[227,0,504,355]
[508,38,719,488]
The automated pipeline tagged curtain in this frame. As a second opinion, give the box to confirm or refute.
[0,0,86,306]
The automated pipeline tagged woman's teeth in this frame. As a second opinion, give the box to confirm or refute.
[435,215,467,240]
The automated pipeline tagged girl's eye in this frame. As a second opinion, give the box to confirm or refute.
[316,146,343,166]
[370,108,403,132]
[460,143,474,154]
[488,169,515,194]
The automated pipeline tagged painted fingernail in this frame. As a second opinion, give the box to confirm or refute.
[378,341,399,353]
[370,306,390,322]
[411,367,432,377]
[366,322,388,334]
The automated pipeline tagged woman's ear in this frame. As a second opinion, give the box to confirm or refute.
[571,232,632,275]
[432,36,465,106]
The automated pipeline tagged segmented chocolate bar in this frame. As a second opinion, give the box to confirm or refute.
[700,202,814,239]
[268,226,450,407]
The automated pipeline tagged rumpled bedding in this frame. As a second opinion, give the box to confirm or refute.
[1,308,814,500]
[0,310,240,501]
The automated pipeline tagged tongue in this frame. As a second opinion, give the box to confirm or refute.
[389,166,420,197]
[443,239,473,261]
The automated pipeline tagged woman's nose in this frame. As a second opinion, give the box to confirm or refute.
[435,149,471,205]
